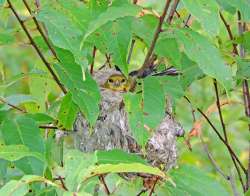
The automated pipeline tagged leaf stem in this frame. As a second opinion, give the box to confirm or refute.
[0,97,27,113]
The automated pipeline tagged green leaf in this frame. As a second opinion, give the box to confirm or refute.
[182,0,220,34]
[57,93,78,130]
[95,149,147,165]
[0,32,15,45]
[175,28,232,91]
[64,150,96,191]
[83,163,167,181]
[143,77,165,129]
[227,0,250,21]
[155,37,182,67]
[241,31,250,51]
[87,17,133,75]
[1,116,45,175]
[236,58,250,80]
[161,165,228,196]
[0,145,44,162]
[25,113,55,124]
[54,49,101,126]
[0,175,62,196]
[216,0,236,14]
[37,6,83,65]
[82,2,141,44]
[124,93,149,146]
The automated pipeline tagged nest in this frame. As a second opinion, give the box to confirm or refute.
[73,69,184,171]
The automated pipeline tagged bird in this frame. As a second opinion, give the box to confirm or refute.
[102,74,136,92]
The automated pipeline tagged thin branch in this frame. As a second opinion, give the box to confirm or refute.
[219,12,238,55]
[197,108,246,192]
[149,177,159,196]
[57,176,68,191]
[213,79,228,142]
[184,14,191,28]
[0,97,27,113]
[22,0,59,60]
[7,0,67,94]
[90,46,97,74]
[99,175,110,195]
[127,39,135,64]
[137,0,172,76]
[39,125,58,129]
[166,0,179,24]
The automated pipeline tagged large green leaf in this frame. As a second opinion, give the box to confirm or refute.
[57,93,78,130]
[54,49,101,126]
[182,0,220,34]
[0,116,45,175]
[124,93,149,146]
[95,149,147,165]
[175,28,232,90]
[82,2,141,44]
[0,145,44,162]
[159,165,229,196]
[143,77,165,129]
[226,0,250,21]
[87,17,133,75]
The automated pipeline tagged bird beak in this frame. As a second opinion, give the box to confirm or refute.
[114,81,120,86]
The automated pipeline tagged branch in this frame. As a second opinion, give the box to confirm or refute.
[184,14,191,28]
[90,46,97,74]
[149,177,159,196]
[197,108,246,192]
[7,0,67,94]
[99,175,110,195]
[0,97,27,113]
[137,0,172,76]
[213,79,228,142]
[166,0,179,24]
[39,125,58,129]
[219,12,238,55]
[22,0,59,61]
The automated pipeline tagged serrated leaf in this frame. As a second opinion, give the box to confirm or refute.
[87,17,133,75]
[124,93,149,146]
[182,0,220,34]
[57,93,78,130]
[95,149,147,165]
[175,28,232,91]
[82,3,141,44]
[143,77,165,129]
[0,145,44,162]
[54,49,101,126]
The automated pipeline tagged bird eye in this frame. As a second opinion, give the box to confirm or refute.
[108,78,114,83]
[121,78,126,83]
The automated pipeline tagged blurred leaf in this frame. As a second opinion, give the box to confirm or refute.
[0,175,61,196]
[175,28,232,91]
[25,113,55,124]
[64,150,95,191]
[0,145,44,162]
[241,31,250,51]
[124,93,149,146]
[83,163,167,181]
[0,32,15,45]
[57,93,78,130]
[82,2,141,44]
[226,0,250,21]
[216,0,236,14]
[143,77,165,128]
[54,48,101,126]
[161,165,228,196]
[95,149,147,165]
[182,0,220,34]
[236,58,250,80]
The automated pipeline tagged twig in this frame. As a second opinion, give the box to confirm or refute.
[105,54,112,68]
[166,0,179,24]
[213,79,228,142]
[184,14,191,28]
[137,0,172,76]
[90,46,97,74]
[149,177,159,196]
[22,0,59,60]
[99,175,110,195]
[57,176,68,191]
[35,0,40,10]
[0,97,27,113]
[238,11,250,191]
[197,108,246,191]
[127,39,135,64]
[219,12,238,55]
[39,125,58,129]
[7,0,67,94]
